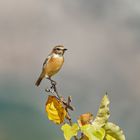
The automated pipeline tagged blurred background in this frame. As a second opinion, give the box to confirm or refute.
[0,0,140,139]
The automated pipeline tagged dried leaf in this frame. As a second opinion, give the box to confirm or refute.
[78,113,94,127]
[80,135,89,140]
[61,123,79,140]
[46,96,66,124]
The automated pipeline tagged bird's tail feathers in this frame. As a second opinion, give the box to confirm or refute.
[35,74,44,86]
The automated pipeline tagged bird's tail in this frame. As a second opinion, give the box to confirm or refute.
[35,73,44,86]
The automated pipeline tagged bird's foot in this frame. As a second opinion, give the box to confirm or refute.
[45,87,53,92]
[48,78,57,86]
[45,78,57,93]
[51,80,57,86]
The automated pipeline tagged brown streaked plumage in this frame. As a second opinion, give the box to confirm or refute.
[35,45,67,86]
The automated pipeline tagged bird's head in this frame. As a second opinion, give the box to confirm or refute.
[52,45,67,56]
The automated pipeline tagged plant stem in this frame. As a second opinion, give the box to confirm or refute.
[46,79,78,140]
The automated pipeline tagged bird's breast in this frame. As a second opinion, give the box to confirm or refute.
[44,56,64,77]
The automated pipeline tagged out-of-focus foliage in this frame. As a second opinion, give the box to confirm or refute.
[104,122,125,140]
[78,112,94,127]
[46,94,125,140]
[80,124,105,140]
[61,123,79,140]
[92,94,110,128]
[46,96,66,124]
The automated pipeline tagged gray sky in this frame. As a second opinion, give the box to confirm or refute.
[0,0,140,140]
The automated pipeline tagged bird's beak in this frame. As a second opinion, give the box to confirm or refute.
[64,48,68,51]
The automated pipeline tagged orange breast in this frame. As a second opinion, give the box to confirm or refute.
[44,56,64,77]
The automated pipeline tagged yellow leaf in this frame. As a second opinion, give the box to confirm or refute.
[92,94,110,127]
[105,134,116,140]
[61,123,79,140]
[80,124,105,140]
[46,96,66,124]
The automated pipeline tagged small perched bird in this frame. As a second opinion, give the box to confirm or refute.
[35,45,67,86]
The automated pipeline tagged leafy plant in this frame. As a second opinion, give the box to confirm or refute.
[42,79,126,140]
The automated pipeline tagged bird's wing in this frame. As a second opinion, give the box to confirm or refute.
[42,54,52,69]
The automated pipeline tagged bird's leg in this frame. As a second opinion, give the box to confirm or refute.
[50,78,57,86]
[45,77,55,93]
[47,77,60,98]
[47,77,56,89]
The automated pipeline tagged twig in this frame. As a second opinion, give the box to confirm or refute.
[49,78,60,98]
[45,78,74,111]
[45,79,78,140]
[65,96,78,140]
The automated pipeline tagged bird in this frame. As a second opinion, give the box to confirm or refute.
[35,45,67,86]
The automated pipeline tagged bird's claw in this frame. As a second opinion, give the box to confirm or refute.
[51,80,57,86]
[45,87,54,93]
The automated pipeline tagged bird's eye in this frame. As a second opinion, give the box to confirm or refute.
[56,48,60,51]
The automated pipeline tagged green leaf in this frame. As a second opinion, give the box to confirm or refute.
[61,123,79,140]
[92,94,110,128]
[81,124,105,140]
[105,134,116,140]
[104,122,125,140]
